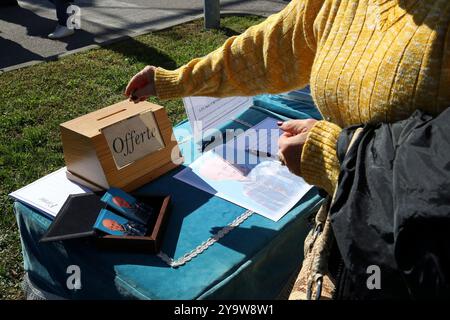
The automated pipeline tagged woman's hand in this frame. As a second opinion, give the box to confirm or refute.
[278,119,317,176]
[124,66,157,103]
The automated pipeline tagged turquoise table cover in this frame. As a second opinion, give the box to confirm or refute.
[13,90,323,299]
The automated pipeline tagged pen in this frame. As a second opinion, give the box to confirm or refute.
[248,149,271,158]
[247,149,280,162]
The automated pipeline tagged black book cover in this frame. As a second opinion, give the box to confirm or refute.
[40,192,105,243]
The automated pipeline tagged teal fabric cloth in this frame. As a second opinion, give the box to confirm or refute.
[253,87,323,121]
[14,90,323,299]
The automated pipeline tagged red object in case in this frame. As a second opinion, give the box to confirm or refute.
[96,195,171,253]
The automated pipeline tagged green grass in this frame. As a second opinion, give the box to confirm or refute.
[0,15,265,299]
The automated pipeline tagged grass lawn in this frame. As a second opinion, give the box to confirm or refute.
[0,15,264,299]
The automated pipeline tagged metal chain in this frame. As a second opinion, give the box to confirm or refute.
[157,209,254,267]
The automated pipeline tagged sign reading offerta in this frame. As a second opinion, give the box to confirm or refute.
[102,112,165,169]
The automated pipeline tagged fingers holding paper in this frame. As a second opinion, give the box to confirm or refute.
[278,132,307,176]
[278,119,317,176]
[278,118,317,135]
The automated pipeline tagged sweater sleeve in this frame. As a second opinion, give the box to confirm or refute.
[300,120,342,195]
[155,0,324,99]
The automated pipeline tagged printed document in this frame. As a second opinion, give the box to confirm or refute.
[182,96,253,136]
[174,118,312,221]
[9,167,90,219]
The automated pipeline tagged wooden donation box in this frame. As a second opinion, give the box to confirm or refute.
[60,100,182,191]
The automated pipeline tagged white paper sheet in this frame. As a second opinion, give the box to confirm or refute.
[174,118,312,221]
[182,96,253,137]
[9,167,90,219]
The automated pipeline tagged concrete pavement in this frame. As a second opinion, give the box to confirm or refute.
[0,0,288,72]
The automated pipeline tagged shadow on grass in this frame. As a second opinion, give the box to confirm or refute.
[108,36,178,70]
[218,26,240,37]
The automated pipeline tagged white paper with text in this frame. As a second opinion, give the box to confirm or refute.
[182,96,253,137]
[9,167,90,219]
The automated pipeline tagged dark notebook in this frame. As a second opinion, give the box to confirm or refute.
[40,193,105,242]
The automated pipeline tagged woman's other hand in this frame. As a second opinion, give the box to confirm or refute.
[124,66,156,103]
[278,118,317,135]
[277,119,317,176]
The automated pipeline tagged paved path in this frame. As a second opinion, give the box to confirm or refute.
[0,0,287,72]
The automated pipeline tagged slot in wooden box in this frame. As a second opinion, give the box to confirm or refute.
[60,100,182,192]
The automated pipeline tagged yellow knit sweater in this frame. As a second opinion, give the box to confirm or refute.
[155,0,450,194]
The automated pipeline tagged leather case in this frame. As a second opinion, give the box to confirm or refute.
[40,192,171,253]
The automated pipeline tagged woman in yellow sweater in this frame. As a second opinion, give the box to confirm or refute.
[125,0,450,196]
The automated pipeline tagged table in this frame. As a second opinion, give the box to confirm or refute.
[14,90,323,299]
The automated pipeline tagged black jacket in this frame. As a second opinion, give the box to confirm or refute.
[330,108,450,300]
